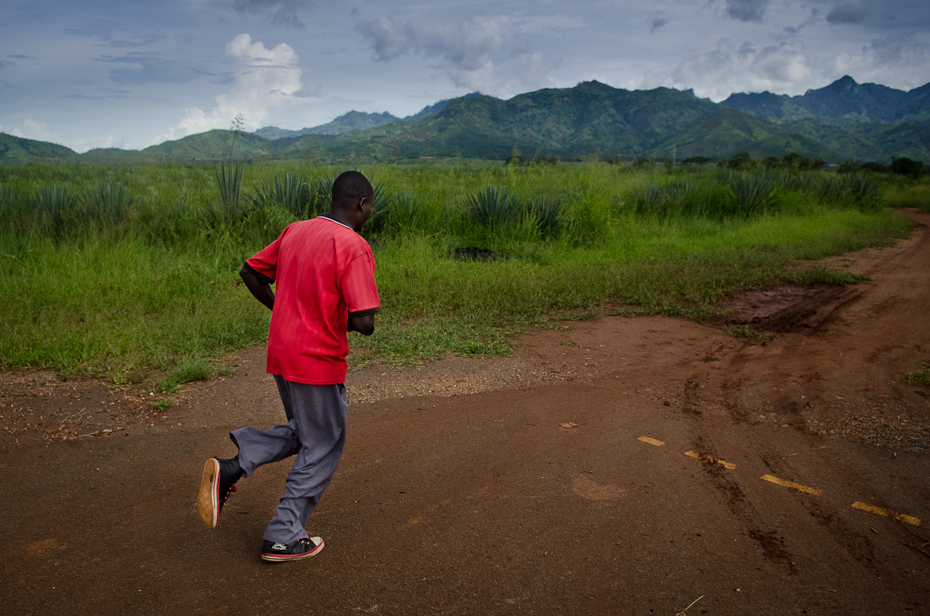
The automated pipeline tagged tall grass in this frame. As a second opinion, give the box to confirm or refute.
[0,160,915,380]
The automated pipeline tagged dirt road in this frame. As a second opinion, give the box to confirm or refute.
[2,210,929,615]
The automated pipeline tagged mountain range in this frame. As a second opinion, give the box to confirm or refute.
[2,77,927,165]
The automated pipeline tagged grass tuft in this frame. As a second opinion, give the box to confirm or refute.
[906,361,930,386]
[788,266,869,286]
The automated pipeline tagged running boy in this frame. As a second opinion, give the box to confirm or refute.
[198,170,380,562]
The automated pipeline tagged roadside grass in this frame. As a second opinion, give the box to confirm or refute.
[788,266,869,286]
[726,326,774,345]
[881,176,930,213]
[0,161,915,381]
[906,361,930,386]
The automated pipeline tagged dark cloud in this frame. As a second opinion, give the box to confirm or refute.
[95,52,204,86]
[0,60,13,70]
[725,0,769,22]
[232,0,311,28]
[357,13,553,95]
[826,2,869,25]
[358,14,508,71]
[650,17,670,33]
[64,22,166,47]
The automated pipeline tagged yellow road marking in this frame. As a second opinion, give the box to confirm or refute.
[637,436,665,447]
[760,474,822,495]
[851,502,921,526]
[684,450,735,469]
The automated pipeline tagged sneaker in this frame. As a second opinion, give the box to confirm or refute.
[198,456,243,529]
[261,537,324,562]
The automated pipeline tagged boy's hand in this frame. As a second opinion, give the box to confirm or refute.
[239,265,275,311]
[349,314,375,336]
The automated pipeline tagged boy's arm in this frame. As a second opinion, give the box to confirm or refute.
[239,264,275,311]
[348,313,375,336]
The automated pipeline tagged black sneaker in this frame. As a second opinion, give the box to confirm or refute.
[261,537,324,562]
[198,456,243,529]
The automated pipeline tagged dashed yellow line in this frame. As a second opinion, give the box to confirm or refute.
[638,437,922,529]
[684,450,736,470]
[851,502,921,526]
[760,474,822,495]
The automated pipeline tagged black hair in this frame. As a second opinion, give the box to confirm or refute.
[331,171,373,210]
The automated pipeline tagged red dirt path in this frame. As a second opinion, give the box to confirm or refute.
[1,209,928,615]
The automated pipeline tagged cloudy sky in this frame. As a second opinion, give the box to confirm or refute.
[2,0,929,152]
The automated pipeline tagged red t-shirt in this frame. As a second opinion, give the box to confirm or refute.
[245,216,380,385]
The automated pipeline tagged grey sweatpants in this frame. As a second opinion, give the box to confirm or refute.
[230,376,348,544]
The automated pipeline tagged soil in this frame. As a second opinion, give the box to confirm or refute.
[1,209,928,615]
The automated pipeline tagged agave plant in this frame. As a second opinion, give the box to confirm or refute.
[251,172,311,218]
[86,181,133,224]
[529,194,562,238]
[307,176,335,217]
[467,186,520,228]
[367,189,416,235]
[0,183,26,219]
[725,172,777,217]
[843,173,881,211]
[632,183,665,215]
[34,185,77,238]
[215,162,245,217]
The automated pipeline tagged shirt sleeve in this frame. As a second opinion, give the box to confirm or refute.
[245,226,288,282]
[342,244,381,318]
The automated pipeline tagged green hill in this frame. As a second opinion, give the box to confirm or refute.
[255,111,400,140]
[293,81,724,162]
[80,130,273,163]
[6,78,927,166]
[657,108,842,161]
[721,76,930,126]
[0,133,76,162]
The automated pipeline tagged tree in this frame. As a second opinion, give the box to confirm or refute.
[837,159,860,174]
[890,157,924,179]
[783,152,808,170]
[762,156,780,169]
[727,152,757,171]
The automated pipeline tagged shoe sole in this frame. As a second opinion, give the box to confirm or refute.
[261,538,325,562]
[198,458,220,529]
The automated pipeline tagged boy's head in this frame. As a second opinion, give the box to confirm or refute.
[331,171,374,232]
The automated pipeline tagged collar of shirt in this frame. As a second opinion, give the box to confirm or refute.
[317,213,355,232]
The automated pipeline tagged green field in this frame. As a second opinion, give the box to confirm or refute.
[0,160,919,389]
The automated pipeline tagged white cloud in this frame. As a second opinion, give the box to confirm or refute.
[357,13,555,98]
[160,33,310,142]
[636,38,815,100]
[827,32,930,89]
[11,119,61,144]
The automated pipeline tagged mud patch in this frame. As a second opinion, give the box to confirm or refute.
[748,529,796,572]
[572,474,626,501]
[723,284,848,333]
